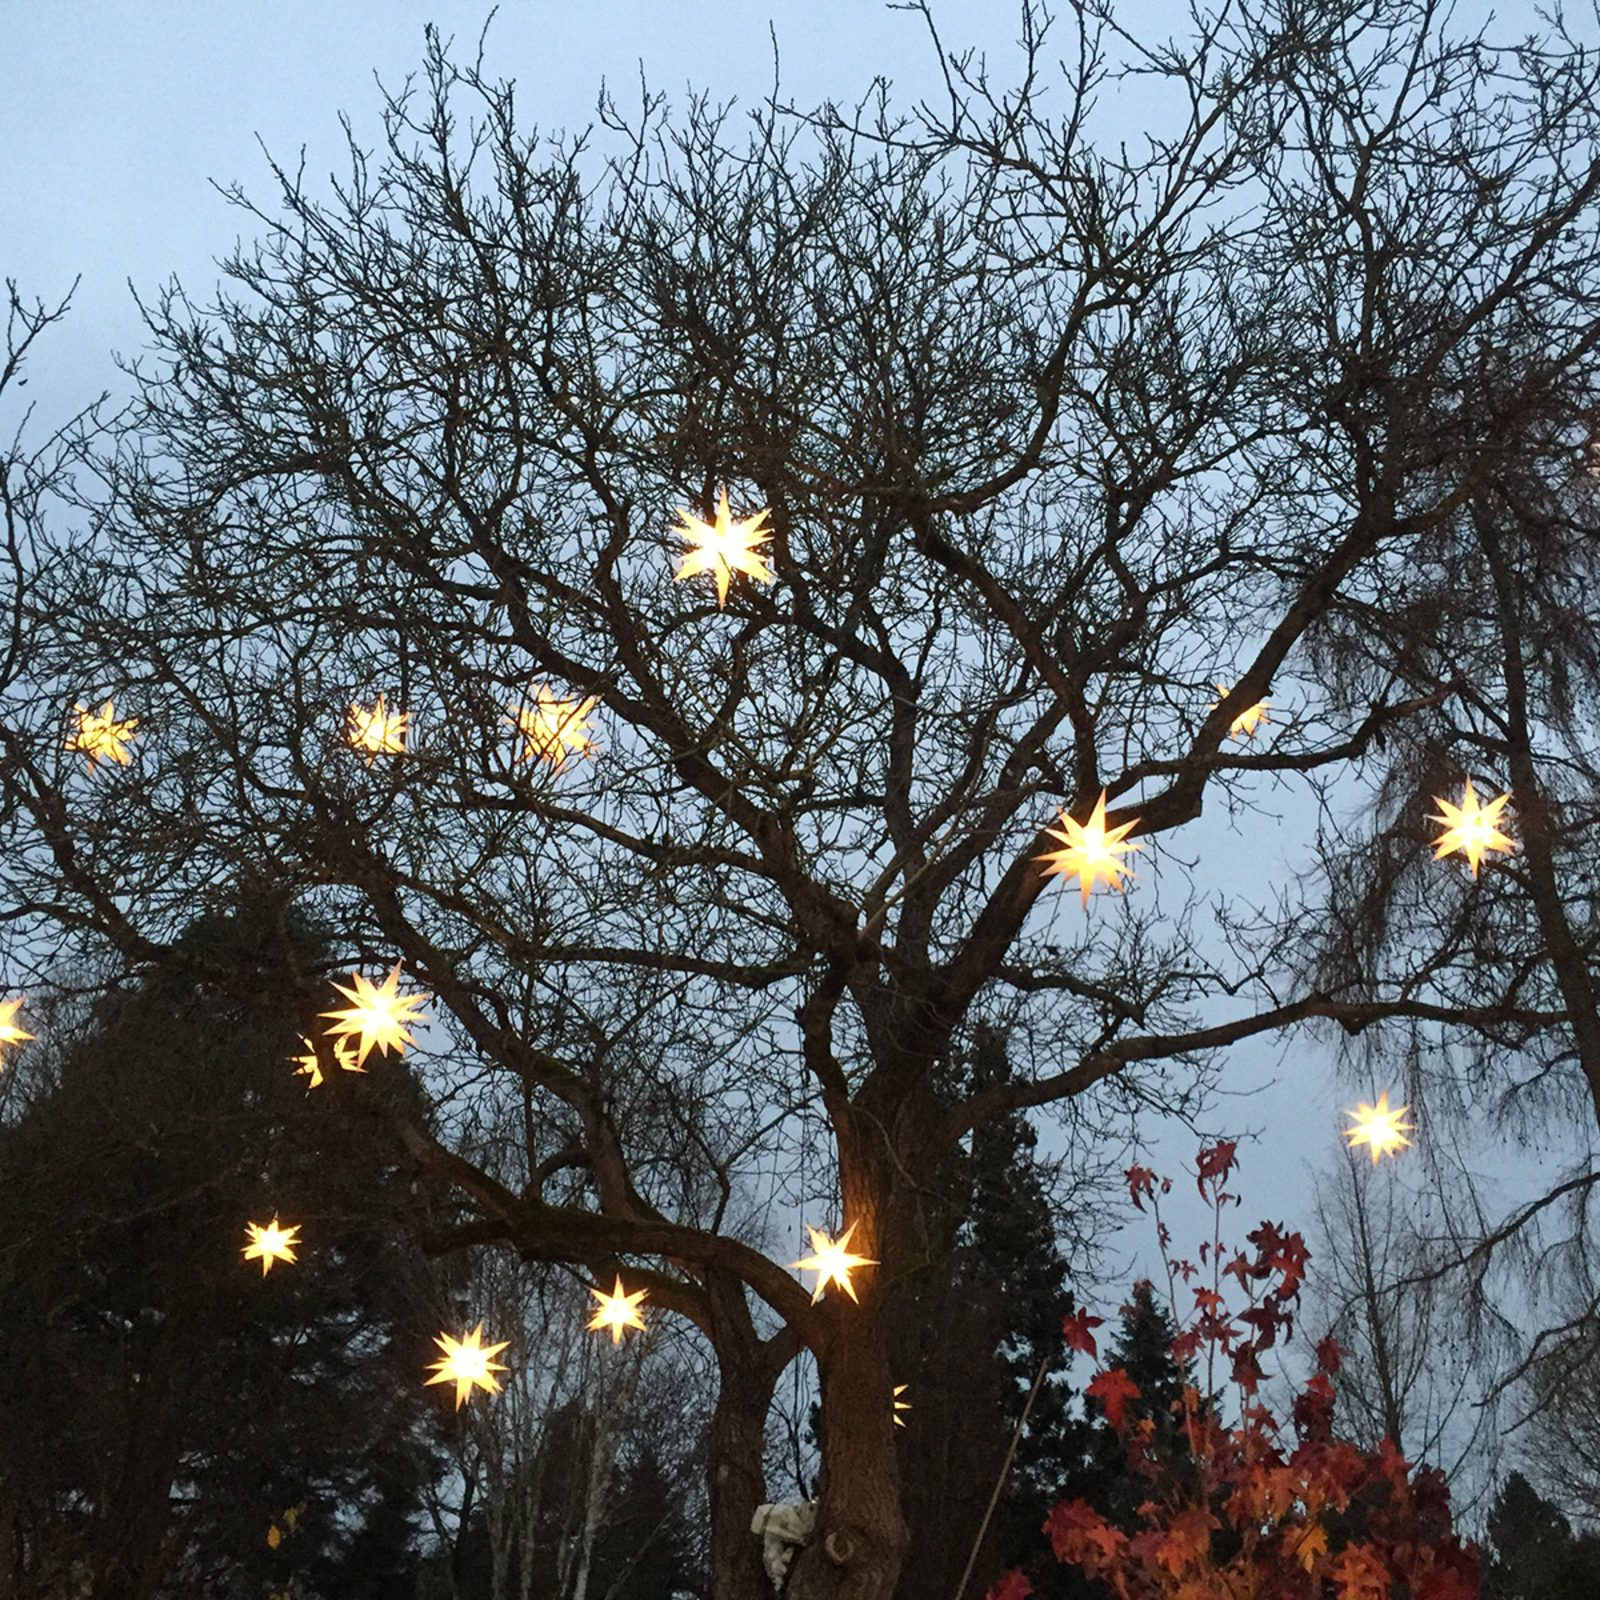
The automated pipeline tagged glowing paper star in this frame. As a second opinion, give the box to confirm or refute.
[426,1324,510,1408]
[1038,791,1143,909]
[1343,1092,1414,1165]
[67,698,138,771]
[290,1033,363,1089]
[1429,778,1514,876]
[1212,684,1271,739]
[508,687,600,773]
[672,487,774,607]
[347,693,410,760]
[587,1277,649,1345]
[790,1222,877,1305]
[242,1217,301,1276]
[893,1385,911,1427]
[320,964,430,1068]
[0,999,33,1062]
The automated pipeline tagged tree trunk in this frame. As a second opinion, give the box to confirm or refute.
[783,1317,908,1600]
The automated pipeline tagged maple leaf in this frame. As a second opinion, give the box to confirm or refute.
[1195,1139,1238,1196]
[985,1572,1033,1600]
[1317,1335,1345,1374]
[1329,1544,1391,1600]
[672,487,774,607]
[1045,1499,1127,1574]
[1038,791,1142,908]
[1293,1523,1330,1572]
[1087,1366,1141,1431]
[1126,1163,1157,1212]
[1247,1221,1310,1300]
[1062,1307,1105,1358]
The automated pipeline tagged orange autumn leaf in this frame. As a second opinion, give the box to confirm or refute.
[1293,1523,1330,1572]
[1086,1366,1141,1431]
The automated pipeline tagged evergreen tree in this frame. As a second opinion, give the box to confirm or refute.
[0,902,442,1599]
[1483,1472,1600,1600]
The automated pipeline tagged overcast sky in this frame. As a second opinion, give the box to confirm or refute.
[4,0,1585,1308]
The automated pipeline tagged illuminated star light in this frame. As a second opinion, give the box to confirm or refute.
[0,998,33,1063]
[242,1217,301,1276]
[1037,791,1143,909]
[893,1385,911,1427]
[347,693,411,760]
[320,964,431,1068]
[672,487,774,608]
[790,1222,878,1305]
[1212,683,1271,739]
[426,1324,511,1408]
[290,1033,364,1089]
[1429,778,1514,877]
[1344,1092,1415,1165]
[507,687,600,773]
[67,698,138,771]
[587,1277,649,1345]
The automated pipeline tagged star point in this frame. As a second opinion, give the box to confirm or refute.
[1037,791,1143,909]
[672,487,774,607]
[426,1324,510,1408]
[0,998,33,1063]
[790,1222,877,1305]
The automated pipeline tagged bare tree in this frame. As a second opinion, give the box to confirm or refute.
[7,4,1600,1596]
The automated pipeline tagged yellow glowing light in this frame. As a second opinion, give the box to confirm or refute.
[1212,684,1271,739]
[426,1324,510,1408]
[291,1033,363,1089]
[243,1217,301,1276]
[320,964,430,1068]
[672,487,774,607]
[508,687,600,773]
[587,1276,649,1345]
[67,698,138,771]
[1429,778,1514,876]
[0,998,33,1062]
[1038,791,1143,909]
[1343,1092,1414,1165]
[790,1222,878,1305]
[893,1384,910,1427]
[347,693,410,760]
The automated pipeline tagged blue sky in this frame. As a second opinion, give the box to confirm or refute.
[2,0,1572,1309]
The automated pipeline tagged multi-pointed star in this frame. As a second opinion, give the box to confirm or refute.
[426,1324,511,1408]
[587,1277,649,1345]
[0,998,33,1062]
[1037,791,1143,909]
[290,1033,364,1089]
[347,693,410,760]
[790,1222,877,1305]
[67,698,139,771]
[242,1217,301,1276]
[1344,1092,1414,1165]
[672,487,774,607]
[507,687,600,773]
[320,964,430,1068]
[1429,778,1514,877]
[1212,683,1271,739]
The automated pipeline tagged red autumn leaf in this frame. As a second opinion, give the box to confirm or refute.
[1222,1250,1256,1288]
[1195,1139,1238,1196]
[1062,1307,1106,1358]
[1045,1498,1127,1574]
[986,1571,1033,1600]
[1087,1366,1141,1430]
[1317,1335,1345,1373]
[1127,1163,1156,1211]
[1329,1544,1391,1600]
[1248,1221,1311,1300]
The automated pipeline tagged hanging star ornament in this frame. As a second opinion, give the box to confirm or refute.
[1429,778,1514,876]
[508,687,600,773]
[320,964,430,1068]
[587,1277,649,1345]
[1344,1092,1414,1165]
[0,998,33,1064]
[790,1222,878,1305]
[242,1217,301,1276]
[1038,791,1143,909]
[347,693,410,760]
[893,1385,911,1428]
[426,1324,511,1408]
[67,698,138,771]
[290,1033,363,1089]
[1212,684,1271,739]
[672,486,774,607]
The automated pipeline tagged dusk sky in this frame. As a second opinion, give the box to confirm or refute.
[4,0,1583,1308]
